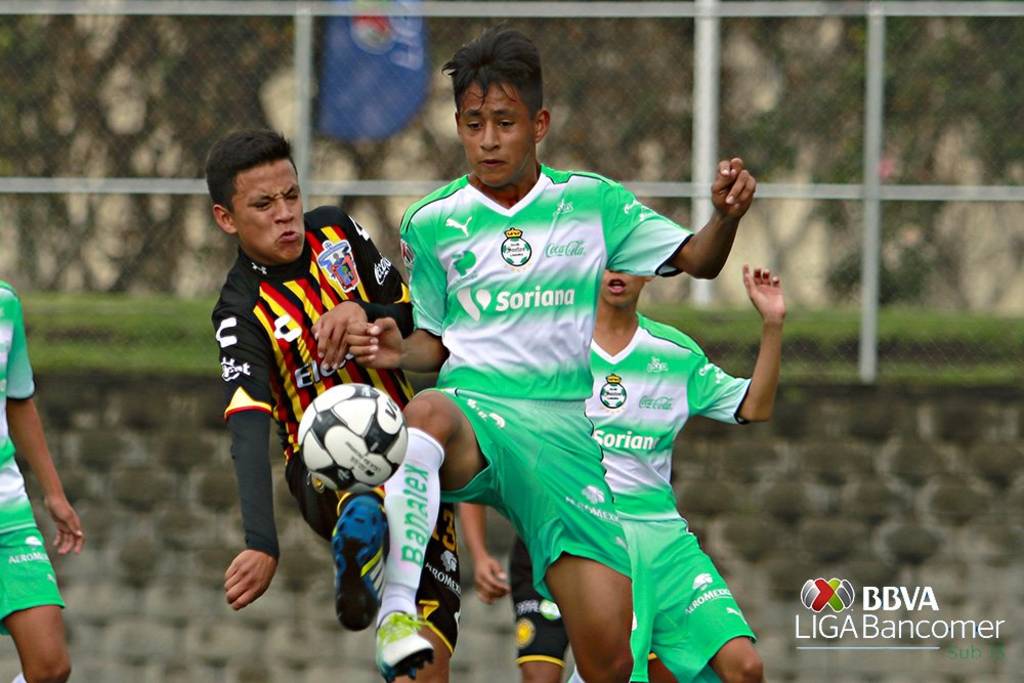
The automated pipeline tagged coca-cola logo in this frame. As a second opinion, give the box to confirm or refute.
[545,239,585,257]
[639,395,673,410]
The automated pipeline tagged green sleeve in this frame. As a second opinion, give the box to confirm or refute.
[602,181,692,276]
[685,355,750,424]
[5,289,34,399]
[400,209,446,335]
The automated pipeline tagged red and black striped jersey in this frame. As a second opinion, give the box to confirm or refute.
[212,205,414,462]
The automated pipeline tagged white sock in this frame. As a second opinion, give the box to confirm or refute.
[12,674,26,683]
[566,667,587,683]
[379,428,444,624]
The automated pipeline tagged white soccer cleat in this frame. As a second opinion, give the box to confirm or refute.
[375,611,434,682]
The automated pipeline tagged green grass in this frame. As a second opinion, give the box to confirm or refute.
[20,293,1023,385]
[23,293,218,376]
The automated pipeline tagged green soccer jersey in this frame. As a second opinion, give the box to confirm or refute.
[401,166,691,400]
[0,283,37,533]
[587,315,750,520]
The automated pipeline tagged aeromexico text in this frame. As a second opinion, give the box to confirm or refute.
[796,586,1005,641]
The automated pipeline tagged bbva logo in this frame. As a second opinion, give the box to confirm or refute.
[801,578,940,613]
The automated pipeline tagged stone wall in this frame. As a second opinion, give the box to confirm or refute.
[1,377,1020,682]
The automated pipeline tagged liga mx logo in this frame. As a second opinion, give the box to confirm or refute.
[801,578,856,613]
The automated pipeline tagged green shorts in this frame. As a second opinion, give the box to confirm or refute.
[624,518,756,683]
[433,388,631,599]
[0,525,64,635]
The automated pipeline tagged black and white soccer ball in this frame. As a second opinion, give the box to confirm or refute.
[298,384,407,493]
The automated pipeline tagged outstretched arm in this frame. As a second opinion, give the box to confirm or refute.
[459,503,510,604]
[670,158,757,278]
[8,397,84,555]
[736,265,785,422]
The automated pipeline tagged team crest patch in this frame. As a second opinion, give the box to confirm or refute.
[500,227,532,267]
[401,239,415,271]
[516,618,536,648]
[539,599,562,621]
[317,239,360,291]
[599,373,627,409]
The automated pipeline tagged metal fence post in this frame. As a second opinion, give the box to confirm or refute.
[294,2,314,190]
[859,2,885,383]
[690,0,720,307]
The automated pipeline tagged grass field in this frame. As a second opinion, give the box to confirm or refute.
[21,292,1023,385]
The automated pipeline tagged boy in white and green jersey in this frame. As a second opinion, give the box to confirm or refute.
[342,28,757,682]
[579,266,784,683]
[0,282,85,683]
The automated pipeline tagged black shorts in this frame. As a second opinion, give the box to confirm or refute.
[509,536,569,667]
[285,457,461,652]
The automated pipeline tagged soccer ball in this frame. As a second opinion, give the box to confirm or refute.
[298,384,407,493]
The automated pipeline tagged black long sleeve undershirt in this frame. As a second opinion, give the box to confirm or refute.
[227,409,279,558]
[355,300,414,337]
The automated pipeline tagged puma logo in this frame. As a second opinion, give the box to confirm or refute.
[445,216,472,238]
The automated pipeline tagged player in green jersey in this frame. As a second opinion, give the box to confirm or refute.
[570,264,783,683]
[343,28,756,682]
[461,264,782,683]
[0,282,85,683]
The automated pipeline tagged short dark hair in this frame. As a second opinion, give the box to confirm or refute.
[442,27,543,115]
[205,129,295,210]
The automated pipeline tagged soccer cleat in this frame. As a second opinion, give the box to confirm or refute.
[376,611,434,682]
[332,492,387,630]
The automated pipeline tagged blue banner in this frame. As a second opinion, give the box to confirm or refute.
[318,2,430,141]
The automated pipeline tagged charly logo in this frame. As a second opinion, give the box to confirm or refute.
[801,578,856,613]
[599,373,627,409]
[500,227,532,266]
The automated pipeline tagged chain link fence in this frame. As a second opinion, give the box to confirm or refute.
[0,2,1021,383]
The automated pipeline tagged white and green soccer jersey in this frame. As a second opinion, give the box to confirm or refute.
[587,315,750,520]
[401,166,691,400]
[0,283,37,534]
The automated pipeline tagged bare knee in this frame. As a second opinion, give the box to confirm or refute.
[25,657,71,683]
[404,393,461,444]
[520,661,564,683]
[577,648,633,683]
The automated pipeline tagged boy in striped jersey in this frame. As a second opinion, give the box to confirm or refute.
[206,130,459,682]
[342,28,756,682]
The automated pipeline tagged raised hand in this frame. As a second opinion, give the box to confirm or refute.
[711,158,757,221]
[742,264,785,325]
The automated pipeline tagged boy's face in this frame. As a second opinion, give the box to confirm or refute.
[456,82,549,194]
[212,158,304,266]
[600,270,650,308]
